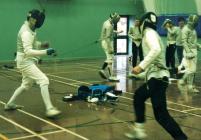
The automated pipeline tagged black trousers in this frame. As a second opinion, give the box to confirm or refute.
[133,77,187,140]
[176,45,183,64]
[132,42,143,67]
[166,44,176,69]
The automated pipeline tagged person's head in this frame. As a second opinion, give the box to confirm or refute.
[178,17,185,28]
[27,9,45,30]
[134,17,140,27]
[162,19,173,28]
[187,14,199,29]
[110,12,120,24]
[139,12,157,32]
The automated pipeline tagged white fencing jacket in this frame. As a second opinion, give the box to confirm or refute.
[16,21,46,69]
[139,27,170,80]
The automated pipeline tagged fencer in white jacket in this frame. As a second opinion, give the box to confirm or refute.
[178,14,201,94]
[125,12,187,140]
[99,13,122,82]
[5,9,61,118]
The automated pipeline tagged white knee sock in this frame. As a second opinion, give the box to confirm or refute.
[7,86,26,105]
[40,85,54,110]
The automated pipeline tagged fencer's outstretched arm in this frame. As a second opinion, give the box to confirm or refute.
[21,31,47,56]
[138,29,161,70]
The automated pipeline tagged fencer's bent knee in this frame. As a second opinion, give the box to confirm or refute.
[20,84,31,91]
[37,75,49,87]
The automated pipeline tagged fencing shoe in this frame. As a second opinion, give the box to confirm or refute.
[99,70,108,79]
[46,107,61,118]
[4,103,24,111]
[108,76,119,82]
[125,123,147,139]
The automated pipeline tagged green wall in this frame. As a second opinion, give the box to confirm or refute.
[155,0,197,14]
[0,0,144,61]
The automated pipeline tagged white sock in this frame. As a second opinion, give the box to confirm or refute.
[40,85,54,110]
[135,122,144,129]
[7,86,25,105]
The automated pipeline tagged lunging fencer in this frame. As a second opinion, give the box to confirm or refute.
[99,13,122,81]
[178,14,200,94]
[125,12,187,140]
[4,9,61,118]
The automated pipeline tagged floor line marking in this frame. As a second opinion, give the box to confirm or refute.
[4,68,201,118]
[0,115,47,140]
[10,130,65,140]
[0,101,89,140]
[0,134,9,140]
[182,108,201,112]
[49,72,201,110]
[49,76,201,119]
[48,74,91,85]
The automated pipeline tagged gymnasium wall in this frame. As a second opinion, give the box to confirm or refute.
[0,0,144,61]
[143,0,198,14]
[154,0,197,14]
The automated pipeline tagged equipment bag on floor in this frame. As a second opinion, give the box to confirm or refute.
[78,84,115,101]
[63,84,120,102]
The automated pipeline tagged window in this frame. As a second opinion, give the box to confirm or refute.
[115,16,129,55]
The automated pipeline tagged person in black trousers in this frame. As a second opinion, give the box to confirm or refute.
[176,17,186,64]
[128,18,143,67]
[125,12,187,140]
[163,19,177,70]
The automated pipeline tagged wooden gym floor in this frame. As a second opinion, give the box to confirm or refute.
[0,56,201,140]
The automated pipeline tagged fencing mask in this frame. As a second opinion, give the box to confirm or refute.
[139,12,157,32]
[110,13,120,24]
[187,14,199,29]
[27,9,45,28]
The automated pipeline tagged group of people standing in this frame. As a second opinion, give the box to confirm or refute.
[99,12,200,140]
[4,8,200,140]
[128,16,186,71]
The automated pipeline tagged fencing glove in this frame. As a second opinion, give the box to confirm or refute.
[47,48,56,55]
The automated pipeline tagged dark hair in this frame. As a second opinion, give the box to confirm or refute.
[178,17,185,22]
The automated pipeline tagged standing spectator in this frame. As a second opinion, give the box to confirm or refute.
[163,19,177,70]
[128,18,143,68]
[178,15,200,94]
[176,17,186,64]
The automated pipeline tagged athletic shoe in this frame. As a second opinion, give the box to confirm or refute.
[125,124,147,139]
[46,107,61,118]
[4,103,24,111]
[108,76,119,82]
